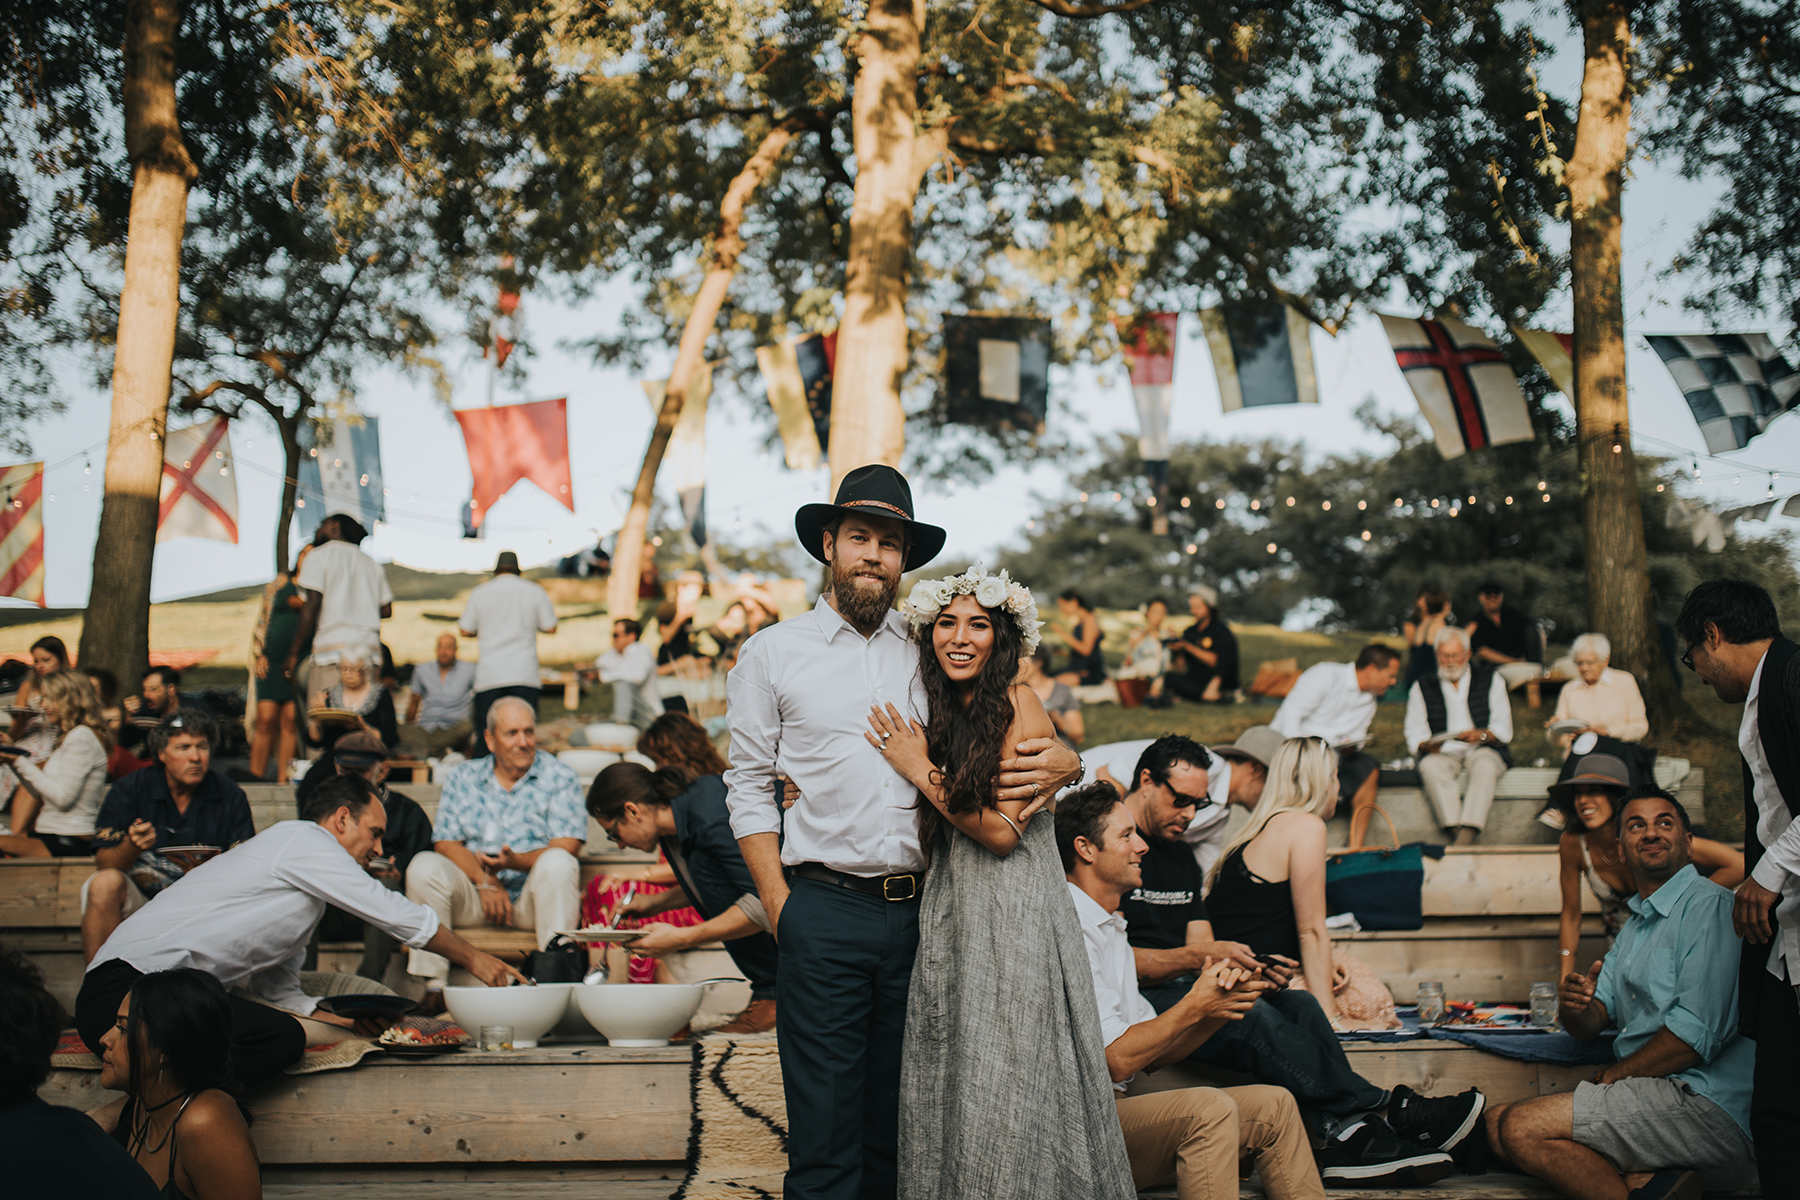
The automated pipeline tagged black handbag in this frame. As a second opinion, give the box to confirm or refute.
[525,934,587,983]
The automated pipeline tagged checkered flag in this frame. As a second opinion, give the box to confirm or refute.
[1645,333,1798,453]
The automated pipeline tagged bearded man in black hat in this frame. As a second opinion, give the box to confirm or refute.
[725,464,1084,1200]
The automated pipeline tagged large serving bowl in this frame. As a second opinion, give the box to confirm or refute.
[531,982,597,1040]
[573,983,704,1047]
[582,723,640,752]
[442,984,570,1049]
[557,749,619,780]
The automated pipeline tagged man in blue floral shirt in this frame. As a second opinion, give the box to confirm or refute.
[405,696,585,993]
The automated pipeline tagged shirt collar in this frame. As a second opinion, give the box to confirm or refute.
[485,751,543,790]
[1747,649,1768,705]
[814,593,909,644]
[1627,862,1700,918]
[1067,881,1128,934]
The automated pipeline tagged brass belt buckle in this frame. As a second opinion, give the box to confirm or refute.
[881,873,917,901]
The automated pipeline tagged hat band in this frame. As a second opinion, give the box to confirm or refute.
[842,498,912,521]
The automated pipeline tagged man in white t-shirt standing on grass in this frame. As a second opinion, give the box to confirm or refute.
[286,514,394,702]
[459,551,558,757]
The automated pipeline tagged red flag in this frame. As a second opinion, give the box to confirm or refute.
[453,398,573,527]
[0,461,45,605]
[493,335,516,369]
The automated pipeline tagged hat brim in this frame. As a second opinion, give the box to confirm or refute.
[1211,744,1267,768]
[795,503,948,573]
[1547,772,1630,800]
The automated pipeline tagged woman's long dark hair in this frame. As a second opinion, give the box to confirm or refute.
[125,969,235,1114]
[914,597,1026,851]
[637,712,728,778]
[587,761,692,823]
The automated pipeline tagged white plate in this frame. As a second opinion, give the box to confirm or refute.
[554,928,646,943]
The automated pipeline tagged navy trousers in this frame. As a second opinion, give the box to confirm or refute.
[776,875,919,1200]
[1141,979,1387,1138]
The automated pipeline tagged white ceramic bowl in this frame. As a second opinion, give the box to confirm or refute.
[443,984,570,1049]
[557,749,619,779]
[583,723,640,752]
[573,982,704,1047]
[531,982,598,1040]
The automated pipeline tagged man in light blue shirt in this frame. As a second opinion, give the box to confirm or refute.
[404,696,585,992]
[1484,788,1757,1198]
[398,632,478,757]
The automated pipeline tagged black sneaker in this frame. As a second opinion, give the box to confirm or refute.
[1317,1117,1455,1187]
[1387,1085,1486,1154]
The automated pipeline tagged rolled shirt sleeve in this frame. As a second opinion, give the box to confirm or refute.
[1662,899,1740,1062]
[1592,955,1616,1025]
[723,638,782,842]
[734,892,773,934]
[1752,819,1800,894]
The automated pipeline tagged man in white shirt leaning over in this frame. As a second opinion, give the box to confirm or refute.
[74,774,525,1088]
[1271,644,1402,850]
[459,551,558,757]
[1057,781,1326,1200]
[1404,627,1513,846]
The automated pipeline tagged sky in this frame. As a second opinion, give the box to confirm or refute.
[8,17,1798,609]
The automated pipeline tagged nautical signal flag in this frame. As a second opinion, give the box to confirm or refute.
[1198,303,1319,412]
[297,417,386,541]
[157,417,239,544]
[1118,312,1179,463]
[642,363,714,548]
[943,315,1050,433]
[453,398,573,530]
[755,331,834,469]
[1512,328,1575,401]
[0,461,45,606]
[1644,333,1799,453]
[1380,314,1534,459]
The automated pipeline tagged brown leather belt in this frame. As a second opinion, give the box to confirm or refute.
[790,862,919,902]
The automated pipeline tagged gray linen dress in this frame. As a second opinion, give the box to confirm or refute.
[897,812,1137,1199]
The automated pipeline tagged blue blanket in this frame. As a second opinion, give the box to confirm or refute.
[1424,1027,1616,1064]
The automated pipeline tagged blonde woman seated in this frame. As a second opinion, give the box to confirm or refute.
[1545,632,1647,753]
[1205,737,1395,1033]
[0,670,112,857]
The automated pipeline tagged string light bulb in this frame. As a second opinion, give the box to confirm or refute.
[1250,500,1261,510]
[1185,543,1197,554]
[1357,500,1367,511]
[1214,499,1225,510]
[1505,496,1514,505]
[1360,530,1372,541]
[1285,496,1295,506]
[1180,496,1191,508]
[1265,542,1278,554]
[1321,501,1331,511]
[1537,480,1547,491]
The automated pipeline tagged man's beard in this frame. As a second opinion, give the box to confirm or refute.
[1438,663,1468,683]
[831,554,899,630]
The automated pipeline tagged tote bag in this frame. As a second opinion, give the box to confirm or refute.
[1324,805,1443,931]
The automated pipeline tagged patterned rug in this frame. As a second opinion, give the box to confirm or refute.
[674,1032,788,1200]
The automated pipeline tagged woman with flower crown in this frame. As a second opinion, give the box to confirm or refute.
[867,566,1134,1199]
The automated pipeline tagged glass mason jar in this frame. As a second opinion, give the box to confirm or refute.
[1530,982,1559,1028]
[1416,982,1446,1025]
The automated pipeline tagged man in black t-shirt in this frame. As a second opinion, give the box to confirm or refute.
[1117,737,1486,1180]
[1466,582,1541,690]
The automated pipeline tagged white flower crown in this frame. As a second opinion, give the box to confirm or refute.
[901,564,1044,653]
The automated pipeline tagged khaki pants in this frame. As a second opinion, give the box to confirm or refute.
[396,721,474,758]
[1116,1084,1322,1200]
[1419,743,1507,831]
[404,848,580,985]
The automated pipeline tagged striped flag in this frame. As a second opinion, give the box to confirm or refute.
[1199,303,1319,411]
[1119,313,1179,462]
[0,461,45,606]
[157,417,239,544]
[1380,314,1534,458]
[943,315,1051,432]
[297,417,386,540]
[1511,327,1574,400]
[1644,333,1799,453]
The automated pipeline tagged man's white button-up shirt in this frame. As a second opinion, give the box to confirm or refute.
[725,595,927,876]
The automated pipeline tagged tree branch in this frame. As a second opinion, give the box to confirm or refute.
[1024,0,1164,17]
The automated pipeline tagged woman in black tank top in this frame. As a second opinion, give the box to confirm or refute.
[1205,735,1345,1025]
[93,969,262,1199]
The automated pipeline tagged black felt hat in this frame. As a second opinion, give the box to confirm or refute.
[794,464,947,572]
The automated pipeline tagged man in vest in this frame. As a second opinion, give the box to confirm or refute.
[1675,578,1799,1190]
[1404,626,1512,845]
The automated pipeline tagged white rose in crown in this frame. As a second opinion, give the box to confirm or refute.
[974,577,1009,608]
[906,581,944,617]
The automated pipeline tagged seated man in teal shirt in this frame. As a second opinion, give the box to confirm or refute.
[1483,787,1757,1200]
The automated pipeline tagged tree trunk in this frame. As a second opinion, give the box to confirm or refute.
[824,0,946,499]
[606,121,801,620]
[274,413,300,574]
[77,0,197,687]
[1566,0,1674,728]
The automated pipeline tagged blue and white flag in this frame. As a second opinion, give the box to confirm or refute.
[296,417,386,540]
[1199,303,1319,412]
[1645,333,1799,453]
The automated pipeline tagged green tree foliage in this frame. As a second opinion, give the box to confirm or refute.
[1651,0,1800,339]
[1000,408,1800,635]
